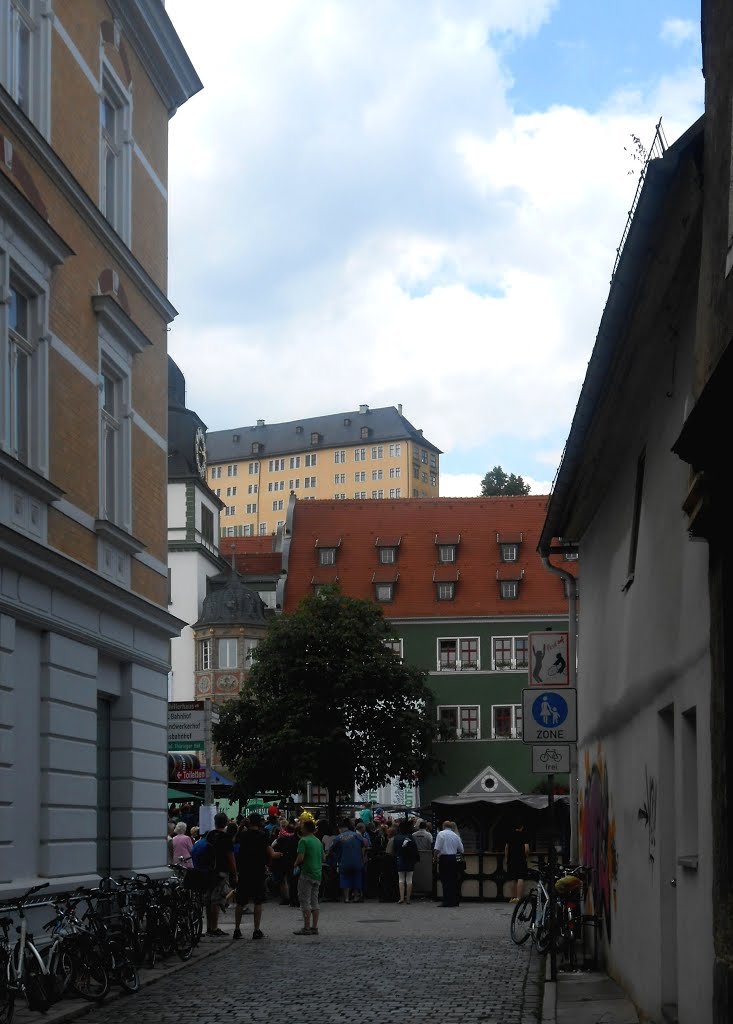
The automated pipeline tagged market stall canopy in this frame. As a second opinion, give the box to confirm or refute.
[432,793,569,809]
[168,787,203,802]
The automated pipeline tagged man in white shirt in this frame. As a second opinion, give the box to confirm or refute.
[433,820,464,907]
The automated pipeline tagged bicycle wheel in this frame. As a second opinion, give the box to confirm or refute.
[70,947,109,1002]
[0,952,14,1024]
[112,946,139,994]
[510,894,535,945]
[174,918,193,961]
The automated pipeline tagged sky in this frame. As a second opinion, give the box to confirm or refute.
[164,1,703,497]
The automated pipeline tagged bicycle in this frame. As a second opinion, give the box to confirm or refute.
[0,914,15,1024]
[510,868,552,950]
[1,882,55,1014]
[38,889,109,1002]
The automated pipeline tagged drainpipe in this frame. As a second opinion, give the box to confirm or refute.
[540,550,579,864]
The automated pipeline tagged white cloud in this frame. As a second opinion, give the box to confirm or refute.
[440,472,553,497]
[660,18,698,47]
[165,1,703,486]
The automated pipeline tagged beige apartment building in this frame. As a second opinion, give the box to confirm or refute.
[206,404,442,537]
[0,0,200,888]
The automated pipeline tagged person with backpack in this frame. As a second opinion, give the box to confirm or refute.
[391,819,420,904]
[193,812,237,936]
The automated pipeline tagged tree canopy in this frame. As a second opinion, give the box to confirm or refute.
[212,585,440,824]
[480,465,531,497]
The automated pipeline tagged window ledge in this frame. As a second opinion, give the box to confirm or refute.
[0,450,64,504]
[92,294,152,356]
[94,518,145,554]
[677,854,698,871]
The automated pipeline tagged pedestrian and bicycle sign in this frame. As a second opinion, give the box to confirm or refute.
[528,632,569,686]
[522,687,577,743]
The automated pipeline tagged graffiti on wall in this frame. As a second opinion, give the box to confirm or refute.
[637,766,657,867]
[579,744,618,942]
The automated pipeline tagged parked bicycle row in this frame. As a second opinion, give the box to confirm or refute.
[509,862,598,968]
[0,868,203,1024]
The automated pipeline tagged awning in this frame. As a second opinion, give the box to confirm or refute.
[432,793,569,809]
[210,768,234,786]
[168,787,204,801]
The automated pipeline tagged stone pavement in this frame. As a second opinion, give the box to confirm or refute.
[12,898,547,1024]
[542,963,641,1024]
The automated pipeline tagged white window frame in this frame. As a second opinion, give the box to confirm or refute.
[304,476,316,488]
[100,62,132,243]
[354,470,366,482]
[218,638,238,669]
[492,636,529,670]
[384,638,403,658]
[334,450,346,463]
[438,545,456,563]
[354,448,366,461]
[211,466,222,479]
[354,490,366,499]
[249,461,259,474]
[226,486,237,496]
[243,524,253,536]
[389,467,401,479]
[389,488,401,499]
[388,443,401,457]
[305,453,317,467]
[259,522,267,535]
[438,705,480,740]
[500,543,518,562]
[371,445,383,460]
[290,456,300,469]
[491,704,523,740]
[227,463,238,476]
[334,472,345,484]
[200,639,212,671]
[379,547,396,564]
[371,489,384,499]
[319,547,336,566]
[375,582,394,602]
[437,637,480,671]
[246,502,257,514]
[372,469,383,480]
[0,0,51,136]
[224,505,236,516]
[500,580,519,600]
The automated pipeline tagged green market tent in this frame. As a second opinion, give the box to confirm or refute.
[168,787,203,802]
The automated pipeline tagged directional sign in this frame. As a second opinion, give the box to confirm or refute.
[168,702,206,752]
[528,632,570,686]
[531,744,570,774]
[174,768,206,782]
[522,687,577,743]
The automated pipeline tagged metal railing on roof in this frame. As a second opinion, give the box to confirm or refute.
[610,117,669,282]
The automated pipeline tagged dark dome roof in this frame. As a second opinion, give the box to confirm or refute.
[195,573,267,627]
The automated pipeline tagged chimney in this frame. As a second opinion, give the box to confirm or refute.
[397,403,403,415]
[417,428,423,435]
[257,418,265,427]
[359,404,369,414]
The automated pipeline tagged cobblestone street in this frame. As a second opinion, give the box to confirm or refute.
[62,900,544,1024]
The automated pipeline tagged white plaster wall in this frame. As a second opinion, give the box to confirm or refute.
[576,303,713,1022]
[167,482,186,529]
[168,552,200,702]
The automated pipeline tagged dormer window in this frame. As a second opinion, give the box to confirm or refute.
[310,432,321,445]
[360,426,370,439]
[372,570,399,602]
[252,442,262,454]
[434,566,459,600]
[497,567,525,600]
[435,533,460,563]
[497,532,523,562]
[315,536,341,566]
[375,536,401,565]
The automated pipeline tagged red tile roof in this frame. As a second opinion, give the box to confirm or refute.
[283,497,576,616]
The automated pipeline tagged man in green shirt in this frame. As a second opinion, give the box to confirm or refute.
[293,818,325,936]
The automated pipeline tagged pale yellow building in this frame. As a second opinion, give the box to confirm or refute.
[206,404,442,537]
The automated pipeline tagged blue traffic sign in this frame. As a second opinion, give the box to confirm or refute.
[531,692,569,729]
[522,688,577,743]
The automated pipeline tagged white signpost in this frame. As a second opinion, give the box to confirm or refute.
[528,631,570,686]
[167,701,206,752]
[531,744,570,774]
[522,687,577,743]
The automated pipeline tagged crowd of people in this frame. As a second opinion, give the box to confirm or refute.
[166,804,470,940]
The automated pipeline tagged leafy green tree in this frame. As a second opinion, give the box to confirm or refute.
[213,585,440,826]
[480,465,530,496]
